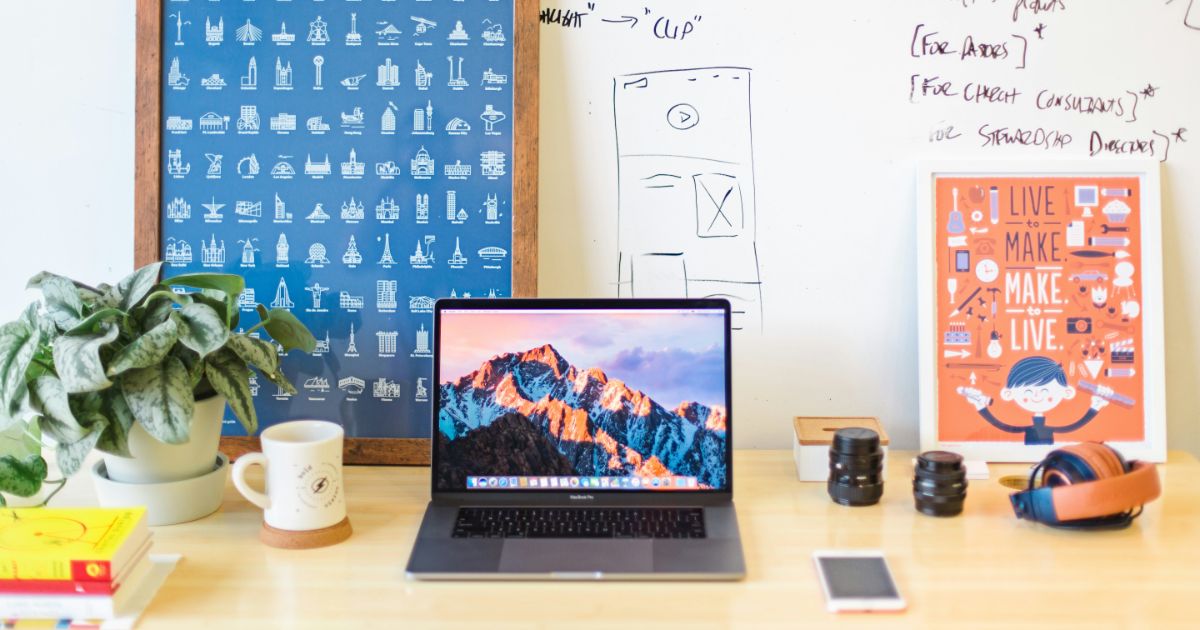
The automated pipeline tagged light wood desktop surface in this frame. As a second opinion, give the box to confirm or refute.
[56,450,1200,628]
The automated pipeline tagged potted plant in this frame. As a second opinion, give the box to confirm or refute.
[0,263,314,523]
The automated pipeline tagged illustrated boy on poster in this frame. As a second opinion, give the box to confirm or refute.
[958,356,1115,445]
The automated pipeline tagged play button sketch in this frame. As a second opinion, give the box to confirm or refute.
[667,103,699,130]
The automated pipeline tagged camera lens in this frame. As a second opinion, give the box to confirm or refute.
[827,428,884,506]
[913,451,968,517]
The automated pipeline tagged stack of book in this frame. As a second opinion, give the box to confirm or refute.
[0,507,153,620]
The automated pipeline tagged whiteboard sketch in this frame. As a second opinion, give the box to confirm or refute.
[1169,0,1200,29]
[614,67,763,331]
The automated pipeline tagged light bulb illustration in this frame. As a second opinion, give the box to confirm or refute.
[987,330,1003,359]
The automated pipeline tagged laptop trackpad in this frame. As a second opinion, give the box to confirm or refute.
[499,540,653,574]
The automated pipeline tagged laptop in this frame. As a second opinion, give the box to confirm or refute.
[406,298,745,580]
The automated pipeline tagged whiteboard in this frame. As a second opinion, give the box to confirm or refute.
[537,0,1200,452]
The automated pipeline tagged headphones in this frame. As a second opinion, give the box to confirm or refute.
[1009,442,1161,530]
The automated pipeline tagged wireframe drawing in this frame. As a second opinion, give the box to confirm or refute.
[613,67,763,331]
[1169,0,1200,29]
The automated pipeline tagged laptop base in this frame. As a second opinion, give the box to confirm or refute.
[406,503,745,580]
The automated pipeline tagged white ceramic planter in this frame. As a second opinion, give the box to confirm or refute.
[102,395,226,484]
[91,395,229,525]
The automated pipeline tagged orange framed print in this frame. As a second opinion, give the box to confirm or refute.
[917,162,1166,462]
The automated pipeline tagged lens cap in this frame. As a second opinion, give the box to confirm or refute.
[917,451,963,473]
[832,428,880,456]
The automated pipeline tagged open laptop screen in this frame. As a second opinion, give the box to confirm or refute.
[434,301,730,492]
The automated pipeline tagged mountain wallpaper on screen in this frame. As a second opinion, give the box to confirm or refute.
[438,344,728,488]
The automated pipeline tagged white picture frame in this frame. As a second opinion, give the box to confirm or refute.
[916,160,1166,463]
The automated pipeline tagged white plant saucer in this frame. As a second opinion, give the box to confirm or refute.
[91,453,229,526]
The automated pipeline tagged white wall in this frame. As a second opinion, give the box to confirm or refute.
[0,2,135,319]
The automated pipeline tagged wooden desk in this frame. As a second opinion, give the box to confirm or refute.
[53,450,1200,628]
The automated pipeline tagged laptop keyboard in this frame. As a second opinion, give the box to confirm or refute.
[452,507,706,539]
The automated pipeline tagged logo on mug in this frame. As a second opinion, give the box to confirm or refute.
[297,462,341,509]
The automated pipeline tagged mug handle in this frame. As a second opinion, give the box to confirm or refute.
[232,452,271,510]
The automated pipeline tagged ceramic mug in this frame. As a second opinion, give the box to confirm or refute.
[232,420,346,531]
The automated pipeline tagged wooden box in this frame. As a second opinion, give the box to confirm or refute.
[792,417,890,482]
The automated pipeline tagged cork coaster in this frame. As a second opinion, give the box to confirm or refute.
[260,517,353,549]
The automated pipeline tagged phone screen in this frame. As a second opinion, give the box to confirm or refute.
[817,556,900,600]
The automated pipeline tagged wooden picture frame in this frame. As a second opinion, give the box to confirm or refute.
[135,0,539,465]
[917,161,1166,463]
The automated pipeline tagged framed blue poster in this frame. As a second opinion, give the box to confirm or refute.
[137,0,539,463]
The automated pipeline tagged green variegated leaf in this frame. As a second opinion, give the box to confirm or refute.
[64,308,125,337]
[97,390,134,457]
[271,372,298,396]
[138,295,177,331]
[117,313,139,342]
[69,391,104,420]
[106,316,179,377]
[91,282,117,307]
[19,303,56,341]
[227,335,293,393]
[24,271,57,290]
[226,334,279,374]
[175,304,229,358]
[171,346,207,394]
[15,308,55,409]
[250,346,293,391]
[262,309,317,353]
[0,320,39,410]
[38,275,86,331]
[121,357,194,444]
[187,359,205,389]
[4,386,38,430]
[27,273,106,304]
[0,420,39,460]
[52,324,119,393]
[55,422,103,477]
[108,263,163,311]
[199,288,229,303]
[0,422,40,500]
[0,454,48,498]
[164,273,245,300]
[204,349,256,435]
[30,375,86,443]
[78,410,106,429]
[193,290,233,330]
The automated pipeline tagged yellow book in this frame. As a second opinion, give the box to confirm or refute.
[0,508,149,584]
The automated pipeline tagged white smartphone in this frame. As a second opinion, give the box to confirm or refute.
[812,550,907,613]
